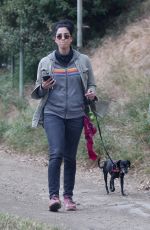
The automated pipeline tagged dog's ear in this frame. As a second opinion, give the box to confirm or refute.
[116,160,121,168]
[127,160,131,168]
[97,157,104,169]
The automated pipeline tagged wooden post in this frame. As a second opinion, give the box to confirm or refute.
[11,54,15,88]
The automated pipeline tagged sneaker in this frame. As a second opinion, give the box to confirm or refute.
[49,195,61,212]
[64,196,76,211]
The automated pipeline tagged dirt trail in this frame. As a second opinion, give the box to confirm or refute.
[0,145,150,230]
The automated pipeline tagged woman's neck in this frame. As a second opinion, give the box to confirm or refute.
[55,47,73,65]
[58,47,70,55]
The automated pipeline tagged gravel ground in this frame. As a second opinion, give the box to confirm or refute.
[0,145,150,230]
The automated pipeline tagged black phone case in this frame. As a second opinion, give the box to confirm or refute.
[42,75,52,81]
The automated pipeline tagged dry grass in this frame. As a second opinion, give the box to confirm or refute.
[0,213,59,230]
[91,16,150,103]
[88,15,150,173]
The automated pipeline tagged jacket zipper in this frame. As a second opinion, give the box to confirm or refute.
[65,67,68,118]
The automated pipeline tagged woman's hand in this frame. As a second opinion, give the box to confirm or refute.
[85,89,96,100]
[41,78,56,90]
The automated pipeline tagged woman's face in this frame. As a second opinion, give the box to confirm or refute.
[55,27,73,50]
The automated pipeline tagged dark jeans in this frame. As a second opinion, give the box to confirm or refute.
[44,114,83,199]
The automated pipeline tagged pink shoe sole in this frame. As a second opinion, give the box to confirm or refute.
[49,199,61,212]
[64,197,77,211]
[65,206,76,211]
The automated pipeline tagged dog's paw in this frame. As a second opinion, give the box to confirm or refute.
[122,193,128,196]
[110,188,115,192]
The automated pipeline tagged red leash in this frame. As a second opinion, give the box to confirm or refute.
[83,115,98,161]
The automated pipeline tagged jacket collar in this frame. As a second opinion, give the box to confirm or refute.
[47,49,81,62]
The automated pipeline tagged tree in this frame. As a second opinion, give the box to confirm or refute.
[0,0,134,83]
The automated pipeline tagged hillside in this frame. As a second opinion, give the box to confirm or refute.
[91,16,150,102]
[0,5,149,190]
[89,16,150,189]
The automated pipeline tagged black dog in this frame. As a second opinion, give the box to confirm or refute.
[98,159,131,196]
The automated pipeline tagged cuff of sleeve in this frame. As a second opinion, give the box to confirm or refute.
[38,85,48,96]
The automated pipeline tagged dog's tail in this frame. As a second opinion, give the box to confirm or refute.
[97,157,105,169]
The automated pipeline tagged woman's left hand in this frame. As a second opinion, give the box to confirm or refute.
[85,89,96,100]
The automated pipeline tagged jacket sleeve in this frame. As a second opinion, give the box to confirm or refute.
[31,59,48,99]
[85,56,96,93]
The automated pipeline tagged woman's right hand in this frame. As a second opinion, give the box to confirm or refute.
[41,78,56,90]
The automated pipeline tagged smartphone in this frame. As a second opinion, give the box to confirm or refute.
[42,75,52,81]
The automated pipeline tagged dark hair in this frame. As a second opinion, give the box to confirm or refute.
[53,19,74,36]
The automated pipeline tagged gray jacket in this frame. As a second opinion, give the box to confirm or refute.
[31,49,96,128]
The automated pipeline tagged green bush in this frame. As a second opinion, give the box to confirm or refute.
[0,73,28,112]
[0,120,10,139]
[4,109,48,155]
[125,96,150,146]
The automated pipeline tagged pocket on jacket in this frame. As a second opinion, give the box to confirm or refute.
[82,67,88,81]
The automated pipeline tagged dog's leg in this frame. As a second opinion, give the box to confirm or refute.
[120,174,126,196]
[110,175,115,192]
[110,178,112,191]
[104,172,109,194]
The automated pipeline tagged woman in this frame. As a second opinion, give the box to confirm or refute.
[31,19,96,212]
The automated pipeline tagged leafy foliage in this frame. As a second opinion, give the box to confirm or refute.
[0,0,138,79]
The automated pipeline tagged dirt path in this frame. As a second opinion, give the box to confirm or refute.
[0,145,150,230]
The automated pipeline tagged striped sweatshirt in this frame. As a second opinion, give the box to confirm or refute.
[44,55,85,119]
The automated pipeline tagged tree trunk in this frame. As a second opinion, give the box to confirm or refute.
[19,40,24,98]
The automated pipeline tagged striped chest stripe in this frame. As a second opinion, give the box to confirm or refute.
[53,67,80,77]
